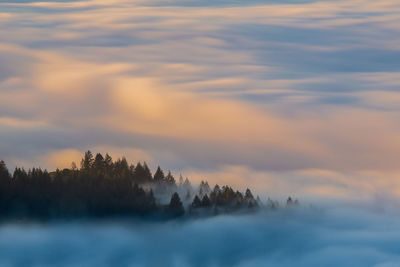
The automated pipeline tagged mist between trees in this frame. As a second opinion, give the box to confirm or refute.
[0,151,299,221]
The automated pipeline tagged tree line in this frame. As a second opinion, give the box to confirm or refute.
[0,151,297,220]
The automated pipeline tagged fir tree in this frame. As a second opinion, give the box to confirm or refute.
[153,166,165,182]
[191,195,201,208]
[169,192,184,216]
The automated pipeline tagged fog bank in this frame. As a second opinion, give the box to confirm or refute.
[1,203,399,267]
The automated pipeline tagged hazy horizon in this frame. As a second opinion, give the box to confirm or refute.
[0,0,399,265]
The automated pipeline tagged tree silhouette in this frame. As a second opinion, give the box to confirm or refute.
[168,192,184,216]
[81,150,94,171]
[133,162,152,184]
[245,188,254,200]
[0,152,269,220]
[165,171,176,185]
[0,160,9,180]
[201,194,211,207]
[154,167,164,182]
[192,195,201,208]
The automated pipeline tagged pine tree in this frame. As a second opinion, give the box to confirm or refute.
[81,150,94,171]
[191,195,201,208]
[133,162,152,183]
[0,160,10,213]
[142,162,152,182]
[169,192,184,216]
[104,153,113,172]
[201,194,211,207]
[165,171,175,185]
[0,161,9,180]
[153,166,165,182]
[245,188,254,200]
[183,178,192,191]
[178,174,184,186]
[93,153,105,174]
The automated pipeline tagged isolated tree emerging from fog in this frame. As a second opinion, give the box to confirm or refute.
[286,197,299,206]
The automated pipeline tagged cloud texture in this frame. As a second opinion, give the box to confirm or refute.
[0,0,400,199]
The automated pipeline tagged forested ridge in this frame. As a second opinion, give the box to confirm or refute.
[0,151,297,220]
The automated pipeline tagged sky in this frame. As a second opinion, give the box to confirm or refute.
[0,0,400,200]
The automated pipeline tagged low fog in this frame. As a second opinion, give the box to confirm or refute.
[1,201,399,267]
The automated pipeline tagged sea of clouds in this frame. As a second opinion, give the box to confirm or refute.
[1,1,400,265]
[1,0,400,201]
[1,201,400,267]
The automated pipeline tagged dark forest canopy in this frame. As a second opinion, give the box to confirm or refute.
[0,151,298,221]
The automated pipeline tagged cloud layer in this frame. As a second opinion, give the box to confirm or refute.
[0,0,400,199]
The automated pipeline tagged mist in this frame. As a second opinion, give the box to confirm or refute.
[1,0,399,266]
[1,201,399,267]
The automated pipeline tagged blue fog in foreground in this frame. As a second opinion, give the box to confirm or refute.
[1,203,400,267]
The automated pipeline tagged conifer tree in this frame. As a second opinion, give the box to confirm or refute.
[201,194,211,207]
[154,166,165,182]
[142,162,152,182]
[0,160,9,180]
[245,188,254,200]
[81,150,94,171]
[178,174,184,186]
[165,171,175,185]
[169,192,184,216]
[192,195,201,208]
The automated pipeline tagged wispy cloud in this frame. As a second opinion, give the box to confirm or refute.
[0,0,399,199]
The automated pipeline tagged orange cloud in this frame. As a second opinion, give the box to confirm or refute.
[1,44,400,174]
[1,0,400,201]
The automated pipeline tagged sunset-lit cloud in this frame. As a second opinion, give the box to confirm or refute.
[0,0,400,199]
